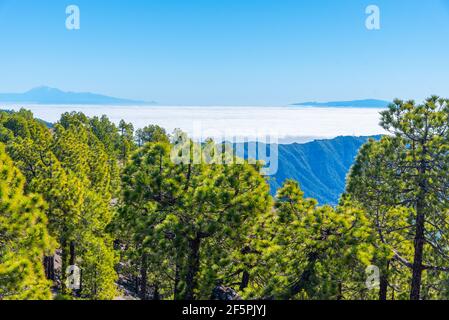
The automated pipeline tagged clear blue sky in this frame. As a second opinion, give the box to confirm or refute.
[0,0,448,105]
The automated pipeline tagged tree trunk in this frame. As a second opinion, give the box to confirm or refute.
[336,282,343,300]
[240,271,250,291]
[409,137,429,300]
[410,156,427,301]
[153,284,161,300]
[79,268,83,295]
[135,275,139,295]
[174,261,181,300]
[410,205,425,300]
[61,239,68,291]
[69,241,76,266]
[44,255,55,281]
[140,253,148,300]
[379,260,389,300]
[184,237,201,300]
[285,251,319,299]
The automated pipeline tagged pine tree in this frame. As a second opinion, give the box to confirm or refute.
[118,137,271,300]
[52,118,118,299]
[118,120,136,162]
[1,111,119,299]
[244,180,374,300]
[0,144,55,300]
[135,125,169,147]
[346,97,449,300]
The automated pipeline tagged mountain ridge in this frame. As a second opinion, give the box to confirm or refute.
[233,135,382,204]
[0,86,156,105]
[293,99,391,108]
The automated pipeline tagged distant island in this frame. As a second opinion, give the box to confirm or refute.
[0,86,157,105]
[293,99,391,108]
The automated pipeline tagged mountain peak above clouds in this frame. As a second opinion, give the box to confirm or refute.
[293,99,391,108]
[0,86,156,105]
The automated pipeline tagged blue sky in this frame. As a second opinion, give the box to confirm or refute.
[0,0,448,105]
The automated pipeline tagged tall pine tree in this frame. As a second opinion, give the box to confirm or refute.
[0,144,55,300]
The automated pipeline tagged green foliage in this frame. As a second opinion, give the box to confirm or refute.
[136,125,170,146]
[241,180,374,300]
[118,120,136,161]
[0,110,119,300]
[3,97,449,301]
[0,144,55,300]
[347,96,449,300]
[52,115,119,299]
[118,137,271,299]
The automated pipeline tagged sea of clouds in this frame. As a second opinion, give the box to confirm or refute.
[5,105,387,144]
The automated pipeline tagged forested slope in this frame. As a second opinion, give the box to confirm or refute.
[234,136,380,204]
[2,97,449,301]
